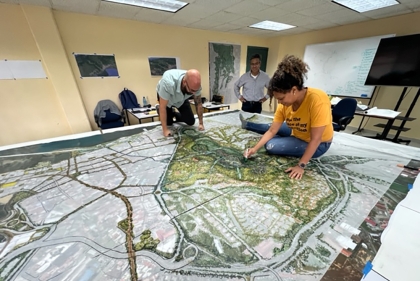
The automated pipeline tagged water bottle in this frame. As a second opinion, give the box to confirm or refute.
[143,96,147,107]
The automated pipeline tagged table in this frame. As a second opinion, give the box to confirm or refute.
[331,99,406,143]
[331,95,416,145]
[189,100,231,112]
[126,107,158,124]
[353,110,400,140]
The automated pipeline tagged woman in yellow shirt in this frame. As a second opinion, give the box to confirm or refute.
[241,55,333,179]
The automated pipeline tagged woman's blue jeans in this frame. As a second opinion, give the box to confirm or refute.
[245,121,331,158]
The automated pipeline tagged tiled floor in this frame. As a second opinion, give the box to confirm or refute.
[261,110,420,149]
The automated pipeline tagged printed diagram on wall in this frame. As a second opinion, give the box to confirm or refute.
[0,111,418,281]
[148,57,180,76]
[209,42,240,104]
[74,53,119,78]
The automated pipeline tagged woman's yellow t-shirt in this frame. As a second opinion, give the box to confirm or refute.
[273,88,333,143]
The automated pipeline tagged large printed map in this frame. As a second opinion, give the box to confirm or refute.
[0,111,419,281]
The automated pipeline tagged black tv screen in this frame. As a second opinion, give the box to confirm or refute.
[365,33,420,87]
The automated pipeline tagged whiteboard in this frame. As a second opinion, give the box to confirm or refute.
[0,60,47,80]
[303,34,394,98]
[0,60,13,80]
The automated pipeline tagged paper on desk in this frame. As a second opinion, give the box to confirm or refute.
[330,97,342,105]
[364,107,400,118]
[357,104,369,110]
[361,270,389,281]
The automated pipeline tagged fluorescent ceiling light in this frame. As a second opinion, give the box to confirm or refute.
[332,0,399,13]
[103,0,188,13]
[249,21,295,31]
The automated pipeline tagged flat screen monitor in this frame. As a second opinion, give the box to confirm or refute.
[365,33,420,87]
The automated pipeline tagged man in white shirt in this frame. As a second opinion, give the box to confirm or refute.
[156,69,204,137]
[234,54,270,113]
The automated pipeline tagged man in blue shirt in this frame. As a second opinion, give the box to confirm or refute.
[156,69,204,137]
[234,54,270,113]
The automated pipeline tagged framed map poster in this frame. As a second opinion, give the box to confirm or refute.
[148,57,180,76]
[74,53,120,78]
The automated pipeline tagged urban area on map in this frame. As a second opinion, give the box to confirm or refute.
[0,111,417,281]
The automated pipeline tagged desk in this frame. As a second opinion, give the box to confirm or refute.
[126,107,158,124]
[331,99,407,144]
[203,103,230,112]
[189,101,231,112]
[353,110,399,140]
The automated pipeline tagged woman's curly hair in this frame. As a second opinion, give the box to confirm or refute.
[268,55,309,94]
[268,55,309,107]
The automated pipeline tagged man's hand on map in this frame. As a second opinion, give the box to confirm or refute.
[163,128,173,137]
[198,124,205,131]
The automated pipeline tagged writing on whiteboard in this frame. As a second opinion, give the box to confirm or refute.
[303,34,394,98]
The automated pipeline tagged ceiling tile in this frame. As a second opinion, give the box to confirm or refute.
[272,12,311,26]
[264,32,284,37]
[297,2,344,16]
[301,20,338,30]
[255,0,289,6]
[225,0,271,16]
[98,1,141,19]
[187,18,224,29]
[212,23,242,32]
[398,0,420,9]
[204,11,243,24]
[162,13,202,26]
[133,8,170,24]
[405,2,420,10]
[192,0,243,11]
[228,27,252,34]
[18,0,52,7]
[252,7,290,21]
[250,27,278,34]
[362,3,414,19]
[0,0,19,4]
[0,0,415,38]
[52,0,99,14]
[277,26,311,35]
[294,16,323,26]
[232,27,274,36]
[175,3,219,19]
[229,16,262,27]
[317,9,370,25]
[276,0,322,12]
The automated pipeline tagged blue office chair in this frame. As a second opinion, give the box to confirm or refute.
[332,98,357,132]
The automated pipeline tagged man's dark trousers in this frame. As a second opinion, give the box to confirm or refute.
[165,100,195,126]
[242,101,262,113]
[157,93,196,125]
